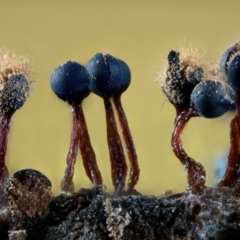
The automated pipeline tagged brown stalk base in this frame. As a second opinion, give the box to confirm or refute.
[61,104,103,193]
[61,105,79,192]
[104,98,127,194]
[77,104,103,186]
[218,94,240,190]
[1,185,240,240]
[0,110,14,206]
[172,108,206,194]
[113,95,140,193]
[218,115,240,188]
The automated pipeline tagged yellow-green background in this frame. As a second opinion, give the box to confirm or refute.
[0,1,238,195]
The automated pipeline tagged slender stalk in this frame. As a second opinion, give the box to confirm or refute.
[61,105,79,192]
[113,95,139,192]
[104,98,127,194]
[218,93,240,189]
[171,107,206,193]
[0,110,14,205]
[77,104,103,186]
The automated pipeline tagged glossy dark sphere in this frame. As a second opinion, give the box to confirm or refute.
[86,53,131,98]
[190,80,236,118]
[227,55,240,90]
[50,61,91,105]
[1,74,29,113]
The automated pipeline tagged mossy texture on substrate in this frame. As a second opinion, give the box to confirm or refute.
[1,187,240,239]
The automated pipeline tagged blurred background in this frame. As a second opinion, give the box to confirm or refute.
[0,1,239,195]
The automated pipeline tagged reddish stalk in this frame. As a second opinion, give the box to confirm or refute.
[77,104,103,186]
[218,94,240,189]
[104,98,127,194]
[61,104,103,192]
[0,110,14,204]
[61,105,79,192]
[172,107,206,194]
[113,95,139,192]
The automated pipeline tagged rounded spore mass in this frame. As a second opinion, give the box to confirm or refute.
[190,80,236,118]
[50,61,91,105]
[227,55,240,90]
[162,50,203,109]
[86,53,131,98]
[1,74,29,113]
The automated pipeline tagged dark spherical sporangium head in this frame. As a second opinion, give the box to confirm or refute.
[190,80,236,118]
[50,61,91,105]
[0,74,30,113]
[86,53,131,98]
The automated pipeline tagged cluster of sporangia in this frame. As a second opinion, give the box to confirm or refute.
[160,41,240,194]
[50,53,139,194]
[1,41,240,207]
[0,51,140,205]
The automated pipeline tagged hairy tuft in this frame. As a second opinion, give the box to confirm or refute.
[156,44,223,87]
[0,48,33,92]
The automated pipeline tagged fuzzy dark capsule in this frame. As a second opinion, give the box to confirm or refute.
[190,80,236,118]
[86,53,131,98]
[0,74,29,113]
[162,50,203,109]
[50,61,91,105]
[0,74,30,205]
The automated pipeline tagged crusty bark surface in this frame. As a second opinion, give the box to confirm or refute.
[1,186,240,240]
